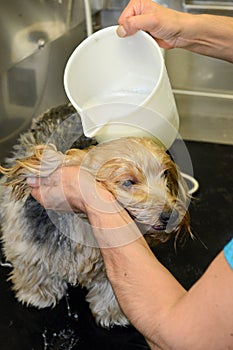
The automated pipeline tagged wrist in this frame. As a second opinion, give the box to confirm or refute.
[85,188,143,248]
[176,13,233,62]
[174,12,199,49]
[83,181,118,217]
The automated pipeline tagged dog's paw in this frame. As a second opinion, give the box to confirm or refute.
[86,278,130,328]
[87,291,129,328]
[95,307,129,328]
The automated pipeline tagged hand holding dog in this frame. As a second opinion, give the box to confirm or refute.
[26,166,117,215]
[26,166,143,248]
[27,166,86,213]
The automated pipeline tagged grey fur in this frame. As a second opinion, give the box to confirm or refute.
[0,104,190,328]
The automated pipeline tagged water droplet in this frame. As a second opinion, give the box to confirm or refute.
[73,313,79,321]
[65,293,72,317]
[42,329,48,350]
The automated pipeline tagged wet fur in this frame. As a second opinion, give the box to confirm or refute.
[0,104,191,328]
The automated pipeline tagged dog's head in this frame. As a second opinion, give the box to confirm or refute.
[0,136,191,244]
[83,137,191,244]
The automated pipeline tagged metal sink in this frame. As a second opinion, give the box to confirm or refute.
[165,49,233,145]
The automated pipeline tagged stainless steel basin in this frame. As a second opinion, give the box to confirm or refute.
[165,49,233,145]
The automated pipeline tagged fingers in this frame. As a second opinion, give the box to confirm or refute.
[25,167,118,214]
[26,167,62,187]
[117,0,159,36]
[26,177,40,187]
[117,0,145,37]
[26,167,86,212]
[29,178,72,212]
[119,13,161,37]
[26,168,63,208]
[30,187,43,205]
[117,25,128,37]
[117,0,138,24]
[117,14,146,37]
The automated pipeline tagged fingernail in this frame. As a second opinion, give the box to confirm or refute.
[26,177,37,185]
[117,25,127,37]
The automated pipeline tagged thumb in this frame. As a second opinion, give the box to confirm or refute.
[117,24,128,37]
[117,15,141,37]
[117,14,158,38]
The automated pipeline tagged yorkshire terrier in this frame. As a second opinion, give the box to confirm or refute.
[0,104,191,328]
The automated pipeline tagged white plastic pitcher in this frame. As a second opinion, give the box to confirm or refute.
[64,25,179,149]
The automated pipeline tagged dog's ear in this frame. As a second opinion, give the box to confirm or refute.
[164,163,179,197]
[95,158,139,182]
[174,210,193,245]
[144,231,174,246]
[163,159,192,241]
[65,148,90,166]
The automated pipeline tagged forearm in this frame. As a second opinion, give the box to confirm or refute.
[87,202,233,350]
[177,13,233,62]
[86,199,187,347]
[100,239,186,346]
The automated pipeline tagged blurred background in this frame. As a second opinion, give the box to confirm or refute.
[0,0,232,164]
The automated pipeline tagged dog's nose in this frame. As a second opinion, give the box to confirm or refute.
[159,209,179,225]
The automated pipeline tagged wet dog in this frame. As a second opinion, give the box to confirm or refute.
[0,104,191,328]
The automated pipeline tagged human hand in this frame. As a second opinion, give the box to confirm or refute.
[26,166,85,212]
[117,0,185,49]
[26,166,119,215]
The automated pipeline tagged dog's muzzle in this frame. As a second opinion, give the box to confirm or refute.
[152,209,179,231]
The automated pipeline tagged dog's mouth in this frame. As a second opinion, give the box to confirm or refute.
[136,221,167,234]
[151,224,166,232]
[130,216,169,233]
[150,222,181,235]
[127,210,179,235]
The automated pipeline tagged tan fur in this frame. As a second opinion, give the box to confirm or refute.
[0,136,191,328]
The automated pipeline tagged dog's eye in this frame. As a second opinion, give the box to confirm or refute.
[122,179,136,188]
[162,170,168,178]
